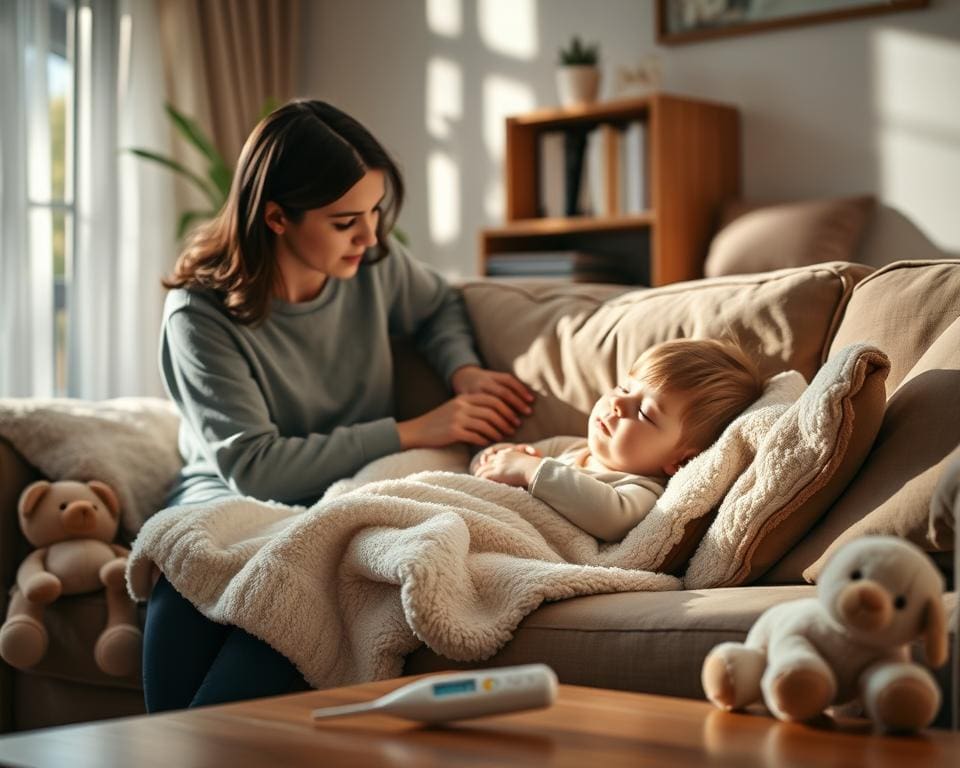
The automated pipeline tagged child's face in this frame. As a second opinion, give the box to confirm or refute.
[587,375,695,477]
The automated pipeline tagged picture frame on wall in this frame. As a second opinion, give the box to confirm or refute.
[656,0,930,45]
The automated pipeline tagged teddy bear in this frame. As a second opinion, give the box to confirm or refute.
[701,535,947,733]
[0,480,142,677]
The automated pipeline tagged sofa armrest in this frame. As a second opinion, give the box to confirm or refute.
[0,437,43,732]
[0,438,40,592]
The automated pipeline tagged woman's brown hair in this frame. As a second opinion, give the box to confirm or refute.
[163,100,405,324]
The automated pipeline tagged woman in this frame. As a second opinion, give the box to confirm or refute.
[143,100,533,711]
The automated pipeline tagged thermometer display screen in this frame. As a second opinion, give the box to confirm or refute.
[432,679,477,697]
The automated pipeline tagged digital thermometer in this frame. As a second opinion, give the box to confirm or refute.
[310,664,558,724]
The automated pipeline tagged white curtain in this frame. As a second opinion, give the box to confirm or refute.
[73,0,175,398]
[0,0,44,396]
[0,0,175,399]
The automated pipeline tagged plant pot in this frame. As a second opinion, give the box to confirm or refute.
[556,65,600,108]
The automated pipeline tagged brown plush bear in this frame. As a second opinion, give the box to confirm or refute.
[0,480,142,677]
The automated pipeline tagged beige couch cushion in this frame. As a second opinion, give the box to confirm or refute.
[405,586,817,698]
[763,261,960,583]
[462,262,873,444]
[704,196,875,277]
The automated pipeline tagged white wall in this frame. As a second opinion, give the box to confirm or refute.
[299,0,960,276]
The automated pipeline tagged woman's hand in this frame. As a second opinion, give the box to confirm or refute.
[397,393,522,449]
[450,365,534,419]
[472,448,542,488]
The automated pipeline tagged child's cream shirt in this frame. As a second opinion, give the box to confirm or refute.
[527,436,666,542]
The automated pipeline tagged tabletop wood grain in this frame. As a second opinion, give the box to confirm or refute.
[0,675,957,767]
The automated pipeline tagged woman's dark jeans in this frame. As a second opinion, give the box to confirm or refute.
[142,574,310,711]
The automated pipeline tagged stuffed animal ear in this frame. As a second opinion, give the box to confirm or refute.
[921,596,947,668]
[17,480,52,519]
[87,480,121,521]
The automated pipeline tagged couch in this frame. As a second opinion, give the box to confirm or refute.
[1,258,957,733]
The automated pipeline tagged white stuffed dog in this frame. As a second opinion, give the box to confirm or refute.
[701,536,948,732]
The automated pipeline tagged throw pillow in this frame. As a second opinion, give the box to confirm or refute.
[461,262,873,444]
[0,397,182,541]
[683,344,889,589]
[704,195,875,278]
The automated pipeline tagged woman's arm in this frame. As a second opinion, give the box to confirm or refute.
[382,240,534,444]
[384,240,533,411]
[384,239,481,382]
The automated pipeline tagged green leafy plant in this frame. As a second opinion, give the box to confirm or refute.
[129,103,234,238]
[558,36,599,66]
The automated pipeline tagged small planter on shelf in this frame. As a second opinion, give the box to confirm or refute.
[556,36,600,108]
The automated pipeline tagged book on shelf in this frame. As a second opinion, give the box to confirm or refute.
[538,131,565,218]
[538,121,647,220]
[621,121,646,214]
[586,123,624,216]
[563,128,589,216]
[485,251,632,283]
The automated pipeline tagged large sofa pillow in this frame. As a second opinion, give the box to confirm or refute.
[683,344,888,588]
[761,260,960,583]
[704,195,875,277]
[461,262,873,444]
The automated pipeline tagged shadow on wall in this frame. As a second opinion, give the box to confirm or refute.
[857,204,953,267]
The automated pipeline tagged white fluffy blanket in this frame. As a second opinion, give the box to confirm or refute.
[126,367,812,689]
[127,467,681,687]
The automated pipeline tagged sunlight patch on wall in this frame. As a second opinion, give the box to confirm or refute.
[482,75,534,160]
[426,57,462,140]
[477,0,537,60]
[484,177,503,221]
[426,0,462,37]
[428,150,460,245]
[481,75,534,220]
[873,29,960,251]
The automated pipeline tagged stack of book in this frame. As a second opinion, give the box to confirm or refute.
[485,251,631,283]
[538,121,647,219]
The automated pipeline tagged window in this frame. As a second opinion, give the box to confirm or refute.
[3,0,175,399]
[25,0,76,396]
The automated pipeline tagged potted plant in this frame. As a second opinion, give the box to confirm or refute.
[556,36,600,108]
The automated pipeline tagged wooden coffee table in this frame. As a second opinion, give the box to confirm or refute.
[0,675,957,767]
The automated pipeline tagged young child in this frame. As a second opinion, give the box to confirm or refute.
[471,338,764,542]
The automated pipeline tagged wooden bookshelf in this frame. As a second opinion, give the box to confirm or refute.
[480,93,740,286]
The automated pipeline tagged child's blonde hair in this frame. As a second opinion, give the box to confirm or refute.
[628,338,764,452]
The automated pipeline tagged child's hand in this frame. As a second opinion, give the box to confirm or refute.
[470,443,542,475]
[470,442,511,474]
[473,448,542,488]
